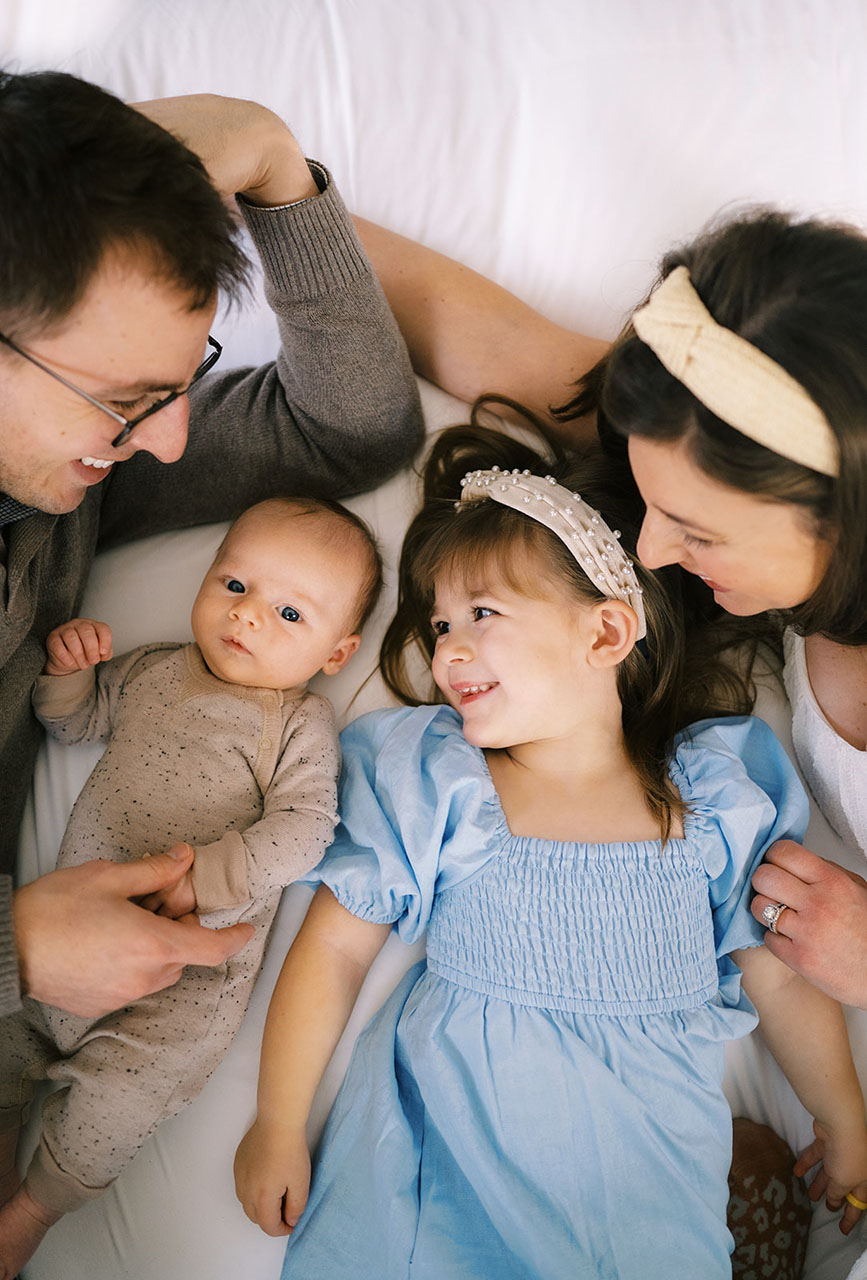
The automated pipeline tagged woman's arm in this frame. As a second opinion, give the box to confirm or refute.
[736,944,867,1234]
[234,885,392,1236]
[354,217,608,443]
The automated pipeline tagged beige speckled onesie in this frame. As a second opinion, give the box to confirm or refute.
[0,641,338,1213]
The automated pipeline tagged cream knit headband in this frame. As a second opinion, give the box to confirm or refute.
[632,265,839,477]
[457,467,647,639]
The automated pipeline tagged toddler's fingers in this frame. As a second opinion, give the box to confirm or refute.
[840,1191,867,1235]
[794,1139,823,1179]
[250,1188,291,1237]
[808,1166,831,1205]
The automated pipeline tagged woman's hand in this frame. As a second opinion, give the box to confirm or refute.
[234,1118,311,1237]
[751,839,867,1007]
[134,94,319,207]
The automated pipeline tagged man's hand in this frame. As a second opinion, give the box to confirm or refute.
[13,848,254,1017]
[43,618,113,676]
[751,839,867,1007]
[138,843,198,918]
[134,94,319,207]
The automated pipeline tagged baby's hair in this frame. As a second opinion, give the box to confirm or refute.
[222,496,383,633]
[382,403,752,839]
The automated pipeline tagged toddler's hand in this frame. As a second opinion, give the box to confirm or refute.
[138,845,198,918]
[796,1119,867,1235]
[43,618,113,675]
[234,1119,311,1237]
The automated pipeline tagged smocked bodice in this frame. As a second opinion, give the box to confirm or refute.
[426,823,719,1015]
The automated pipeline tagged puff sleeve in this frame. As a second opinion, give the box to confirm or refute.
[303,705,501,943]
[671,715,810,967]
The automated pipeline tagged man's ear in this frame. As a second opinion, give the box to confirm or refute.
[320,633,362,676]
[585,601,639,669]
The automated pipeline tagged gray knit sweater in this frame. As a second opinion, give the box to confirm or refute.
[0,167,424,1015]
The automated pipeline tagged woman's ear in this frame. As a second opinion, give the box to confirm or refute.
[585,600,639,669]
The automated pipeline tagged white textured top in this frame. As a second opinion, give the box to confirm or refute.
[783,629,867,856]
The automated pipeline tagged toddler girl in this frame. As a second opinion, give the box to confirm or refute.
[235,430,867,1279]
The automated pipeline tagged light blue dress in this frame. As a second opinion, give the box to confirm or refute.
[282,706,809,1280]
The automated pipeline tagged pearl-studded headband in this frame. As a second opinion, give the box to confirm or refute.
[457,467,647,639]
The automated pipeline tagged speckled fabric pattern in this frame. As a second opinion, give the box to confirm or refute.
[728,1118,811,1279]
[0,641,339,1211]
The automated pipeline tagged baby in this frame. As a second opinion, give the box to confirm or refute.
[0,495,380,1270]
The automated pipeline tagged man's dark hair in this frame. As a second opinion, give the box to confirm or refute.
[0,69,249,335]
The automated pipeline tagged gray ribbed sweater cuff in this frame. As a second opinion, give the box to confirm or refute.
[0,875,22,1017]
[240,161,369,298]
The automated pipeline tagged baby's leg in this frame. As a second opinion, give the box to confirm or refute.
[22,963,252,1228]
[0,1007,62,1275]
[0,1183,62,1279]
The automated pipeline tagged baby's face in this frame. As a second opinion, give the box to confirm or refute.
[191,510,363,690]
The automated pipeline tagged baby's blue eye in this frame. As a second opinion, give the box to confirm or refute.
[227,579,244,593]
[280,605,301,622]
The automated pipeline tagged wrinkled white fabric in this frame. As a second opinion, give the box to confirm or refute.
[784,629,867,859]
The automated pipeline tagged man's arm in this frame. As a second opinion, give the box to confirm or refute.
[99,96,424,547]
[354,216,608,443]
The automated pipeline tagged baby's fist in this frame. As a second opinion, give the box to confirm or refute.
[43,618,113,675]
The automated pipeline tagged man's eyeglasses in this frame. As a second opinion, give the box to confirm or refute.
[0,331,222,448]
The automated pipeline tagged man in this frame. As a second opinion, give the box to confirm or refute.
[0,71,423,1021]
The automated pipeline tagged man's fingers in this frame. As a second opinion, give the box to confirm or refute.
[161,917,255,967]
[106,846,195,900]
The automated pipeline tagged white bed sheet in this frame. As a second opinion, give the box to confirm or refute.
[4,2,867,1276]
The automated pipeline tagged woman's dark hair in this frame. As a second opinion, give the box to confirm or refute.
[554,208,867,644]
[0,69,249,335]
[381,402,755,840]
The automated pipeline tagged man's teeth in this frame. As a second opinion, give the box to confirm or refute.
[80,457,113,469]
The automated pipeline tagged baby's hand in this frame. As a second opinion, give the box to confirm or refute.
[138,845,198,918]
[796,1119,867,1235]
[43,618,113,675]
[234,1119,311,1237]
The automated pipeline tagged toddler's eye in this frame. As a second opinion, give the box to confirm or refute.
[226,579,245,593]
[473,606,495,621]
[431,619,449,638]
[280,605,301,622]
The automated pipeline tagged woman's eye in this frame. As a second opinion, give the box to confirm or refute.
[280,605,301,622]
[431,619,449,638]
[682,532,713,549]
[226,579,245,594]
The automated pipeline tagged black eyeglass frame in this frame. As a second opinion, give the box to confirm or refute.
[0,331,222,448]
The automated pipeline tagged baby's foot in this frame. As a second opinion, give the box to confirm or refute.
[0,1128,21,1210]
[0,1182,62,1279]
